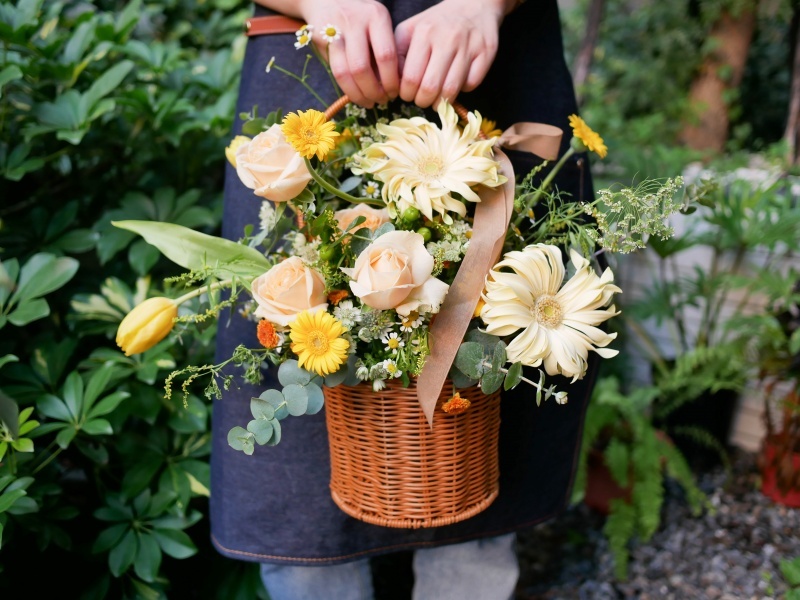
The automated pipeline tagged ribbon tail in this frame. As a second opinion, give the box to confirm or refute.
[416,150,516,426]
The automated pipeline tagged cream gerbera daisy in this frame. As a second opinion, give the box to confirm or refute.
[352,100,506,223]
[289,310,350,376]
[480,244,621,381]
[281,109,340,160]
[321,24,341,43]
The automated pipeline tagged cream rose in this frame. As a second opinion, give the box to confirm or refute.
[334,205,390,233]
[235,124,312,202]
[251,257,328,327]
[341,230,449,315]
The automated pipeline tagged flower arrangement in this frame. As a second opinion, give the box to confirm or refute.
[113,27,693,455]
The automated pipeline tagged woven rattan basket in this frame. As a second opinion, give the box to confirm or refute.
[324,379,501,528]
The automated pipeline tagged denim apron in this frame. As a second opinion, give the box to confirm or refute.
[210,0,598,565]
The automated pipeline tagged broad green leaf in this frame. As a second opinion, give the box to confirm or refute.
[0,65,23,98]
[0,354,18,370]
[84,367,114,408]
[11,438,33,452]
[62,371,85,420]
[82,419,113,436]
[37,394,72,422]
[7,496,38,515]
[7,298,50,326]
[81,61,133,114]
[93,523,129,554]
[480,370,504,394]
[134,533,162,583]
[454,342,486,380]
[781,557,800,587]
[112,220,269,278]
[56,427,77,449]
[0,489,26,513]
[88,391,130,419]
[10,253,79,304]
[152,528,197,559]
[108,530,138,577]
[0,391,19,438]
[504,362,523,390]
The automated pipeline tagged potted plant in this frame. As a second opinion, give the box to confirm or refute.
[733,272,800,506]
[624,173,800,463]
[571,376,707,579]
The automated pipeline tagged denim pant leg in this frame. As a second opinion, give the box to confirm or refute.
[412,533,519,600]
[260,559,374,600]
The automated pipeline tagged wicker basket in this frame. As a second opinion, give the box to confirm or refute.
[324,379,501,528]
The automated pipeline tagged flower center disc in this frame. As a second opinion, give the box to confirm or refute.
[309,331,330,354]
[418,156,443,179]
[533,295,563,328]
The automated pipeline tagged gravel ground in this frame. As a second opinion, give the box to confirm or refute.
[516,451,800,600]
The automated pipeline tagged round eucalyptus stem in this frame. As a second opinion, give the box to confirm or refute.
[304,158,384,207]
[513,147,576,228]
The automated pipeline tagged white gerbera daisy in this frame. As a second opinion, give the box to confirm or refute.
[381,331,405,354]
[480,244,621,381]
[321,24,341,43]
[352,100,506,223]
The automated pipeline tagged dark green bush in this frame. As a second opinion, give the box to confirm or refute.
[0,1,267,596]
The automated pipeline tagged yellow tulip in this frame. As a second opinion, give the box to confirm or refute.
[116,297,178,356]
[225,135,251,168]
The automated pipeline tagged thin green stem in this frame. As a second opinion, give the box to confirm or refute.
[513,147,575,228]
[174,279,233,306]
[312,43,341,98]
[32,447,62,475]
[272,64,327,107]
[304,158,384,206]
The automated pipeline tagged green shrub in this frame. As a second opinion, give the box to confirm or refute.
[0,1,268,596]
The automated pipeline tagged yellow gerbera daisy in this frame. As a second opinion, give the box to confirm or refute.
[281,109,340,161]
[289,310,349,376]
[480,119,503,138]
[568,114,607,159]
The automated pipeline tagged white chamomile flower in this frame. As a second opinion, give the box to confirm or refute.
[399,311,423,332]
[381,332,405,354]
[362,181,381,198]
[294,27,314,50]
[373,379,386,392]
[295,24,313,36]
[265,56,275,73]
[333,300,362,330]
[355,361,370,381]
[321,24,342,43]
[382,359,402,379]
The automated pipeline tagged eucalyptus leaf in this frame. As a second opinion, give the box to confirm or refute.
[278,359,312,386]
[480,370,504,395]
[504,362,523,390]
[247,418,274,445]
[258,389,288,420]
[226,426,251,452]
[265,418,282,446]
[305,383,324,415]
[449,366,478,389]
[283,384,308,416]
[373,222,395,239]
[250,397,276,421]
[324,366,348,387]
[454,342,486,380]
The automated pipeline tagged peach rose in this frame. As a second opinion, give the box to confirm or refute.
[235,124,312,202]
[251,257,328,327]
[334,205,390,233]
[341,231,449,315]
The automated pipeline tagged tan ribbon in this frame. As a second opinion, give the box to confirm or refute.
[416,124,563,426]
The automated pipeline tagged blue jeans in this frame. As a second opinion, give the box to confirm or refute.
[259,533,519,600]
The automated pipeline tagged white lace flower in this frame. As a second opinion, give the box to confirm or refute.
[321,24,341,43]
[381,331,405,354]
[480,244,621,381]
[333,300,361,330]
[258,201,278,234]
[352,100,505,223]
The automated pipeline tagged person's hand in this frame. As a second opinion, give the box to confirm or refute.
[394,0,511,108]
[298,0,399,108]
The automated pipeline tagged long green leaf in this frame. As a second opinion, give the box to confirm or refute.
[112,220,270,279]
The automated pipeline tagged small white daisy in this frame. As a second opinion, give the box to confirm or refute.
[295,24,313,37]
[381,332,405,354]
[294,31,312,49]
[333,300,362,330]
[321,24,342,43]
[382,359,402,379]
[362,181,381,198]
[265,56,275,73]
[399,311,423,333]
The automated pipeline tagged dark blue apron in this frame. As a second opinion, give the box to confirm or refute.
[210,0,597,565]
